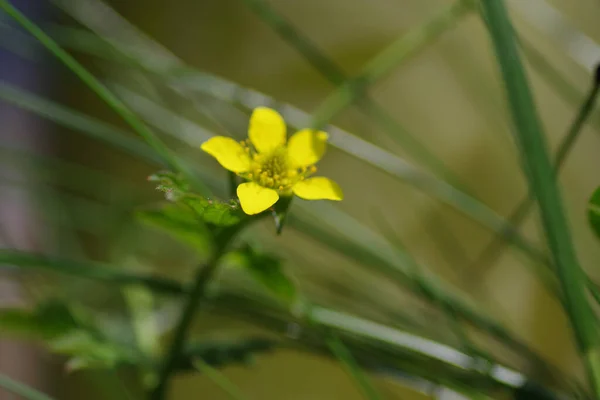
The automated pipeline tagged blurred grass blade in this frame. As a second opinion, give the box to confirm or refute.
[325,334,384,400]
[310,0,473,130]
[0,374,55,400]
[479,0,600,396]
[0,0,206,193]
[522,38,600,133]
[286,207,557,379]
[193,359,249,400]
[0,81,160,164]
[0,250,186,295]
[471,64,600,282]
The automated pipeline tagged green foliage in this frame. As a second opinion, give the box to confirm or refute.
[147,171,246,228]
[588,187,600,240]
[184,196,244,228]
[140,170,249,254]
[0,299,138,372]
[0,300,78,340]
[137,205,213,254]
[50,331,136,372]
[227,244,297,305]
[148,171,191,202]
[177,337,278,371]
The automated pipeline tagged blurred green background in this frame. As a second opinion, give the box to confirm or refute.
[2,0,600,399]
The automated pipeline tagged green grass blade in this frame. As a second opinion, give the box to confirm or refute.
[193,359,250,400]
[0,82,160,164]
[0,250,186,295]
[0,0,206,193]
[0,374,55,400]
[522,39,600,133]
[286,210,557,378]
[471,69,600,282]
[310,0,473,130]
[325,334,384,400]
[479,0,600,396]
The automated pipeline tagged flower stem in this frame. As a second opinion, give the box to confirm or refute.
[150,227,241,400]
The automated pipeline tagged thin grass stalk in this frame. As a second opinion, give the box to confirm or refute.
[325,334,384,400]
[310,0,474,130]
[193,359,250,400]
[471,66,600,284]
[0,374,55,400]
[479,0,600,396]
[0,0,207,194]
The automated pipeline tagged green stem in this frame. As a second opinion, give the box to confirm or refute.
[310,0,473,130]
[0,374,54,400]
[150,227,242,400]
[0,0,206,194]
[479,1,600,397]
[0,250,186,295]
[228,171,238,199]
[193,359,250,400]
[325,334,384,400]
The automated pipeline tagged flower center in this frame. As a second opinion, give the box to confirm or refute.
[239,141,316,193]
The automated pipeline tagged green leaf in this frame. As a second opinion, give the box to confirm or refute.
[183,196,244,228]
[228,245,297,304]
[0,299,139,372]
[0,300,78,341]
[148,170,246,228]
[49,330,136,372]
[588,187,600,240]
[137,205,212,254]
[177,337,278,371]
[148,170,190,202]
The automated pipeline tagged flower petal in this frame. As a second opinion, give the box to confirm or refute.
[292,177,343,201]
[287,129,328,167]
[201,136,250,173]
[248,107,286,153]
[237,182,280,215]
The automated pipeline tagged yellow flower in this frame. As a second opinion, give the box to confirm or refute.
[201,107,343,215]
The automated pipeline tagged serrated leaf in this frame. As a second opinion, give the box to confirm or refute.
[182,195,244,227]
[148,170,190,202]
[230,245,297,304]
[147,169,246,229]
[588,187,600,240]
